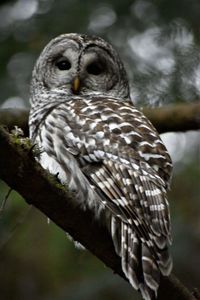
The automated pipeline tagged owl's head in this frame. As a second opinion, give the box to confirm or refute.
[30,33,130,102]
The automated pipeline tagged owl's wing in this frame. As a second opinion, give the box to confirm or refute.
[84,154,171,242]
[53,99,172,299]
[81,152,172,299]
[59,98,172,243]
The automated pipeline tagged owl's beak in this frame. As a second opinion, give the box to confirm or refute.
[72,76,81,94]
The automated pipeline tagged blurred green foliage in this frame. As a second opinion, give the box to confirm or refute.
[1,0,200,107]
[0,0,200,299]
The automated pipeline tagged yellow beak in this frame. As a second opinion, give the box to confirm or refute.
[72,76,81,94]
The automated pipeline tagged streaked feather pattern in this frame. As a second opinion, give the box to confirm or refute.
[29,34,173,300]
[30,96,172,299]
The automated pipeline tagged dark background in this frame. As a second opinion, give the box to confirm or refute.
[0,1,200,299]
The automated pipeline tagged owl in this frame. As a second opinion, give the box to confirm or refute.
[29,33,173,300]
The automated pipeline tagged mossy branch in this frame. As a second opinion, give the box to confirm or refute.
[0,126,197,300]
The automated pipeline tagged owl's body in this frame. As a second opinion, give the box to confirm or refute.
[29,34,173,300]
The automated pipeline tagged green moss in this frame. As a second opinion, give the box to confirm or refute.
[10,127,41,158]
[55,182,66,191]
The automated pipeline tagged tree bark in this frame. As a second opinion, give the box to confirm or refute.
[0,126,197,300]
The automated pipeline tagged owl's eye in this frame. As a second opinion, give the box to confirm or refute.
[55,58,71,70]
[87,61,104,75]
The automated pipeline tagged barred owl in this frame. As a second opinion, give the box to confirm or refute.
[29,33,173,300]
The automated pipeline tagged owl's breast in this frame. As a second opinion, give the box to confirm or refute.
[32,113,104,214]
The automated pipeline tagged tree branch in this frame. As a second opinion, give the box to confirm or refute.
[0,126,197,300]
[0,101,200,135]
[143,102,200,133]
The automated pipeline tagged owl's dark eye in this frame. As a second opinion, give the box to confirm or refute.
[87,61,104,75]
[55,58,71,70]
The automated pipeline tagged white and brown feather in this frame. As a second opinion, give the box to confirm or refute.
[29,33,173,300]
[30,95,172,299]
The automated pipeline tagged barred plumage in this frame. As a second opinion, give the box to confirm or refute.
[29,33,173,300]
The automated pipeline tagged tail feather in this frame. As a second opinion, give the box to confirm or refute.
[140,284,156,300]
[141,243,160,292]
[157,248,173,276]
[111,217,172,300]
[121,222,140,290]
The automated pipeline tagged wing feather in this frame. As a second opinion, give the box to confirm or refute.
[53,98,172,298]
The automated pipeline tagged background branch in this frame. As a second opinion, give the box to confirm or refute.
[0,126,197,300]
[0,101,200,135]
[143,102,200,133]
